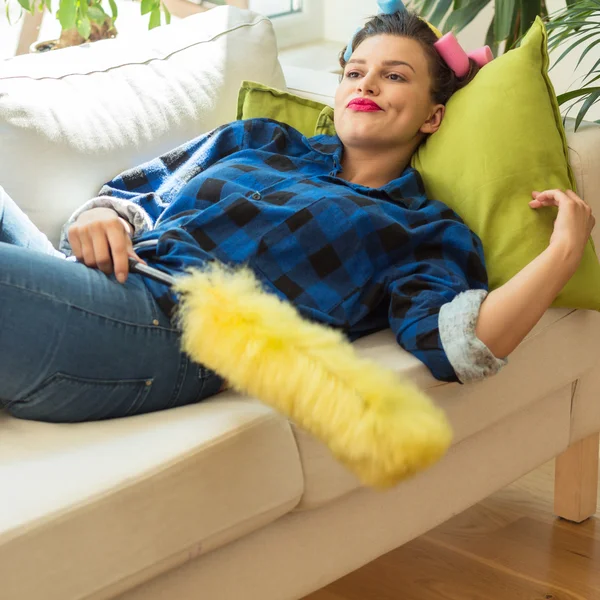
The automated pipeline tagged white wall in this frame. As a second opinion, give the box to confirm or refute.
[321,0,600,120]
[271,0,324,47]
[323,0,372,42]
[322,0,490,44]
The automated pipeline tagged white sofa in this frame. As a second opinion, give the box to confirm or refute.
[1,8,599,600]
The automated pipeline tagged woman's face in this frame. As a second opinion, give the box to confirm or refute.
[335,34,444,150]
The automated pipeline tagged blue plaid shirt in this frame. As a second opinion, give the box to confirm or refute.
[97,119,488,382]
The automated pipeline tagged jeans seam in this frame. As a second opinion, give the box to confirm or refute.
[167,354,189,409]
[138,276,163,324]
[125,379,155,416]
[0,280,177,332]
[4,373,155,421]
[16,373,153,403]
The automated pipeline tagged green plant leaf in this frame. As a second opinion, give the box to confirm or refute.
[79,0,88,17]
[519,0,542,36]
[419,0,440,16]
[108,0,118,19]
[141,0,154,15]
[149,5,160,28]
[553,30,600,67]
[557,86,600,105]
[88,3,107,23]
[17,0,31,12]
[503,0,521,49]
[485,15,499,56]
[548,25,598,54]
[445,0,492,34]
[575,89,600,130]
[77,14,91,39]
[57,0,76,30]
[44,0,52,12]
[576,37,600,70]
[493,0,517,41]
[582,72,600,87]
[430,0,453,28]
[163,2,171,24]
[582,56,600,85]
[6,1,14,25]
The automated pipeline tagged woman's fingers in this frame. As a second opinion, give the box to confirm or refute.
[106,223,131,283]
[90,224,114,275]
[106,221,148,283]
[530,189,591,216]
[68,226,83,262]
[530,188,595,260]
[128,249,147,266]
[529,189,567,209]
[68,209,144,283]
[67,210,150,284]
[78,228,100,269]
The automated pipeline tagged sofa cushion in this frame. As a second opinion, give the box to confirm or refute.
[0,397,303,600]
[294,307,600,510]
[237,80,335,137]
[0,7,285,246]
[412,18,600,311]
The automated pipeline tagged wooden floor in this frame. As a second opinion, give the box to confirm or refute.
[304,459,600,600]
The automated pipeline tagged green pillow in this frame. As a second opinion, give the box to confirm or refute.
[237,18,600,310]
[412,16,600,310]
[237,80,335,138]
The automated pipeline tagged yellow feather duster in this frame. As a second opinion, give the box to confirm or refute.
[174,263,452,488]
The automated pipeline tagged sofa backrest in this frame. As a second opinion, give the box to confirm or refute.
[0,7,285,245]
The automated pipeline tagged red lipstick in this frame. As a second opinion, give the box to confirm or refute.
[348,98,383,112]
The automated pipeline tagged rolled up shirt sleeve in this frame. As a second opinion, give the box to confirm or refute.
[387,217,507,383]
[59,196,154,255]
[58,122,247,255]
[438,289,508,383]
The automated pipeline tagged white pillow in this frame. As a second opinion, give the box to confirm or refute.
[0,7,286,245]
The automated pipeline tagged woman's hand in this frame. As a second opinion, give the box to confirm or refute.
[529,189,595,267]
[476,188,595,359]
[68,207,145,283]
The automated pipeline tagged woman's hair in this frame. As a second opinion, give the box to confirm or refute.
[339,10,479,105]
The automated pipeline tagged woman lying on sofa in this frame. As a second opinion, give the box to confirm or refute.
[0,9,594,423]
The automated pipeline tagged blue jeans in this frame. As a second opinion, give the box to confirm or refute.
[0,185,223,422]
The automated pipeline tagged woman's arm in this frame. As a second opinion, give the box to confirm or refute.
[61,122,247,281]
[387,219,495,384]
[61,122,243,246]
[476,189,596,358]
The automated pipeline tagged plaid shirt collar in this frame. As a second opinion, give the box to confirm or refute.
[308,134,428,210]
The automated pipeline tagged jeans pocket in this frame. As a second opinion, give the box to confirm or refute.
[9,372,154,423]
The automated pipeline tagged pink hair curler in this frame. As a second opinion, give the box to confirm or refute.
[434,32,470,78]
[468,45,494,68]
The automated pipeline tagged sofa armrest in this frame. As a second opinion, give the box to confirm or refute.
[566,120,600,252]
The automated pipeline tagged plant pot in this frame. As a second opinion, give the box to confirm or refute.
[29,21,117,53]
[30,39,60,53]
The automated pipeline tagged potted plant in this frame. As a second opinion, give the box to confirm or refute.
[410,0,549,55]
[8,0,171,52]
